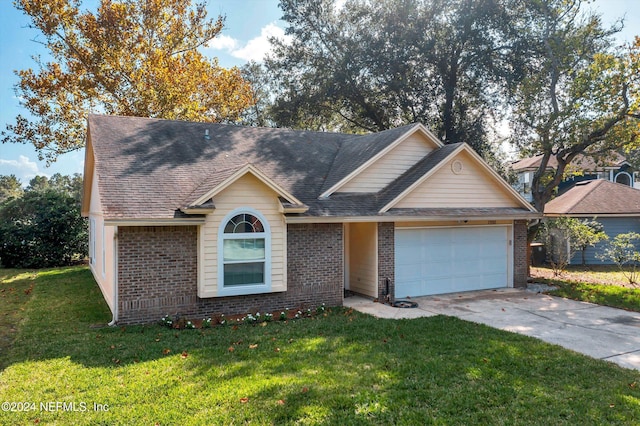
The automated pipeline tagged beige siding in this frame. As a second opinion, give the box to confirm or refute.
[199,173,287,297]
[394,151,521,209]
[339,133,436,193]
[347,223,377,297]
[88,173,116,313]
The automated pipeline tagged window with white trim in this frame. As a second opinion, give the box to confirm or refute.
[218,209,271,295]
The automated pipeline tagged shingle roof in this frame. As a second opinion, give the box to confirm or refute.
[88,115,534,220]
[89,115,343,219]
[511,152,627,172]
[319,124,421,194]
[544,180,640,215]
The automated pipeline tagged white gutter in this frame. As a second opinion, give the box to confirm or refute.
[108,226,119,326]
[104,218,205,226]
[285,213,542,224]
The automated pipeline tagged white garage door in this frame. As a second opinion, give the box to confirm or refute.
[395,226,510,298]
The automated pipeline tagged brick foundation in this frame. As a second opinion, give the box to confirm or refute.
[513,220,528,288]
[116,224,343,325]
[377,222,395,303]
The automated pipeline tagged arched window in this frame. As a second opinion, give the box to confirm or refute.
[218,209,271,295]
[615,172,632,187]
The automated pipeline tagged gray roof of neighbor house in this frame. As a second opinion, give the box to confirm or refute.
[86,115,534,220]
[511,152,627,172]
[544,180,640,216]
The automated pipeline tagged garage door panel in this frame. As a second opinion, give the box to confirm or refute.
[395,226,509,297]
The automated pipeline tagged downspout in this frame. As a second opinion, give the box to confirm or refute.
[108,226,119,326]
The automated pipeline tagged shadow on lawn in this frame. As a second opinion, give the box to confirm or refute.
[3,267,640,424]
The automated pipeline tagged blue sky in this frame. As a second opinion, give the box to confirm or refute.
[0,0,638,185]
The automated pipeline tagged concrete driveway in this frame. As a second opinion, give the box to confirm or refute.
[343,288,640,371]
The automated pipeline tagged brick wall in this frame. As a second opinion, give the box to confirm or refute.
[117,226,199,324]
[116,223,343,325]
[377,222,395,303]
[513,220,528,288]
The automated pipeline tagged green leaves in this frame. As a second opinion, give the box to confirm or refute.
[4,0,255,163]
[0,177,87,268]
[597,232,640,284]
[267,0,528,157]
[510,1,639,211]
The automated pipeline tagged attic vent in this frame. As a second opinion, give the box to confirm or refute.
[204,129,210,140]
[451,160,463,174]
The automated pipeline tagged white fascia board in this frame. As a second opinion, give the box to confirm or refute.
[191,164,303,207]
[285,212,541,224]
[104,218,206,226]
[380,144,537,213]
[319,124,442,199]
[378,144,465,213]
[460,145,539,213]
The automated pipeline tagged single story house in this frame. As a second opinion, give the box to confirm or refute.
[82,115,539,325]
[544,179,640,264]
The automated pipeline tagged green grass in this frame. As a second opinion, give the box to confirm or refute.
[532,266,640,312]
[1,267,640,425]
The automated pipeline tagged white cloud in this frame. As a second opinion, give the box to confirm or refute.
[207,34,239,51]
[231,23,288,62]
[0,155,49,185]
[204,23,291,63]
[334,0,347,11]
[0,155,39,174]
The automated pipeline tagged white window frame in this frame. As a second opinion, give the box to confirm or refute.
[217,207,271,297]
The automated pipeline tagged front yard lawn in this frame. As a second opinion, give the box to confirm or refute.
[532,265,640,312]
[1,267,640,425]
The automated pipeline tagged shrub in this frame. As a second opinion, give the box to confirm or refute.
[597,232,640,285]
[0,189,87,268]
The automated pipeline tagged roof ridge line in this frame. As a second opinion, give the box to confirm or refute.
[564,179,603,213]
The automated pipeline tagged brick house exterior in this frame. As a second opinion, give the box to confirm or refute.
[83,115,540,325]
[116,224,344,324]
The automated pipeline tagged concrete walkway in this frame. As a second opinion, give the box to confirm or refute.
[343,288,640,371]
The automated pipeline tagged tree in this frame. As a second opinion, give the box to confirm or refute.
[3,0,255,163]
[510,0,640,213]
[597,232,640,285]
[540,216,607,273]
[0,175,23,203]
[0,188,87,268]
[239,61,276,128]
[48,173,83,203]
[539,217,574,275]
[569,218,608,266]
[25,175,49,192]
[266,0,529,157]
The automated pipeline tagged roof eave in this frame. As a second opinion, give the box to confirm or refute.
[319,123,441,198]
[190,164,304,207]
[285,212,541,224]
[104,218,206,226]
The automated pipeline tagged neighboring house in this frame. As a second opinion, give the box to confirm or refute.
[544,180,640,264]
[82,115,539,325]
[511,152,636,202]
